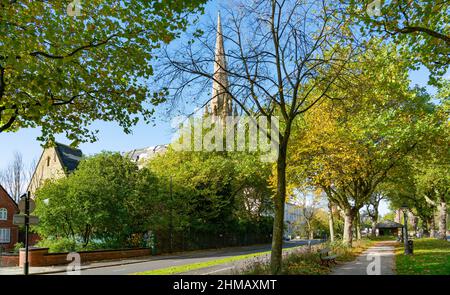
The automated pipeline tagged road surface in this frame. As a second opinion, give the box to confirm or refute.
[53,240,322,275]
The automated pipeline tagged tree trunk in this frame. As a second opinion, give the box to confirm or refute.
[371,208,379,237]
[371,219,377,237]
[307,220,314,240]
[355,211,361,240]
[438,198,447,240]
[343,209,355,247]
[328,203,335,242]
[422,219,430,237]
[430,215,436,238]
[270,142,288,274]
[409,213,418,237]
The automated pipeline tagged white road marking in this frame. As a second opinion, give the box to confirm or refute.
[201,267,234,275]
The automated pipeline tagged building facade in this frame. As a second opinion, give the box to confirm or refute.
[0,185,19,251]
[27,142,83,195]
[283,202,302,239]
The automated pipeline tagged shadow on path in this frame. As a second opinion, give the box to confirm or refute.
[330,241,397,275]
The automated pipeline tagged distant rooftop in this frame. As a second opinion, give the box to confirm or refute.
[376,220,403,229]
[125,144,169,164]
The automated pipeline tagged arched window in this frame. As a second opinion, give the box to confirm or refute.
[0,208,7,220]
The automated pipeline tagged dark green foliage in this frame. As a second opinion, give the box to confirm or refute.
[34,150,274,252]
[34,152,162,250]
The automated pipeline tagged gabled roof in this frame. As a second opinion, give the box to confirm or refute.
[125,144,168,163]
[376,220,403,229]
[0,184,19,209]
[54,142,83,173]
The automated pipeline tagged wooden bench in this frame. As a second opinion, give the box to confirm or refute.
[318,247,338,267]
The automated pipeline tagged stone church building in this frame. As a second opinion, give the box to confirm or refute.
[27,142,83,195]
[204,13,237,120]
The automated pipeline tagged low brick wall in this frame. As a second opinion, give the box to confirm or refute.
[1,254,19,267]
[19,247,151,267]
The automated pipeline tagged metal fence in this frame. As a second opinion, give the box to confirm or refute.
[155,228,272,254]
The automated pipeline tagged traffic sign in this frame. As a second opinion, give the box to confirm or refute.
[18,198,36,214]
[13,214,39,225]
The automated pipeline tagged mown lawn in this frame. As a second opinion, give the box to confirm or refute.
[395,238,450,275]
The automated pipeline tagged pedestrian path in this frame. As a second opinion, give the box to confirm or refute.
[331,241,396,275]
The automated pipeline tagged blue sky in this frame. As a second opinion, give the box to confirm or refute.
[0,1,441,215]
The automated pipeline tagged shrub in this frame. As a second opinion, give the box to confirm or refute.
[36,238,78,253]
[13,242,24,253]
[241,246,329,275]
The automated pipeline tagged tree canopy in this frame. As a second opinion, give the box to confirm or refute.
[0,0,206,143]
[344,0,449,85]
[287,43,439,245]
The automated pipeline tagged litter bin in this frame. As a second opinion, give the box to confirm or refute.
[407,240,414,255]
[147,231,157,256]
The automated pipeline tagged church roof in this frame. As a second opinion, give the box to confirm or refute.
[54,142,83,173]
[376,220,403,229]
[207,12,232,118]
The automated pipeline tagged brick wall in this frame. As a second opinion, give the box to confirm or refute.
[0,186,19,251]
[0,254,19,267]
[19,247,151,267]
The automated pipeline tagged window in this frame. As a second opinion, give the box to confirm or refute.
[0,208,7,220]
[47,156,51,166]
[0,228,10,243]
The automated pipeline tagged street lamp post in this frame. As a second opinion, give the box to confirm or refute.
[400,203,411,255]
[20,192,31,275]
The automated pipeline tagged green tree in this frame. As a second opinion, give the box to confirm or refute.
[288,44,437,246]
[0,0,206,142]
[147,148,273,231]
[344,0,449,85]
[158,0,354,273]
[385,161,436,237]
[388,98,449,239]
[34,152,161,250]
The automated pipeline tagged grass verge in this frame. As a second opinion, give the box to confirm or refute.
[395,238,450,275]
[134,250,272,275]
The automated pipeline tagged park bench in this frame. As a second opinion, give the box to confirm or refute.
[318,247,338,267]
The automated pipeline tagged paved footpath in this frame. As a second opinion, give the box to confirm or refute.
[331,241,396,275]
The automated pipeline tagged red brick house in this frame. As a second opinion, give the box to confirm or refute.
[0,185,19,251]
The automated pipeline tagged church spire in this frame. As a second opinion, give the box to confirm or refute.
[208,12,232,119]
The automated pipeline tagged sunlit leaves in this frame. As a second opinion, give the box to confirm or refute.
[287,42,437,210]
[0,0,206,143]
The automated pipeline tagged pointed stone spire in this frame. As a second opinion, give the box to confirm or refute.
[210,12,232,119]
